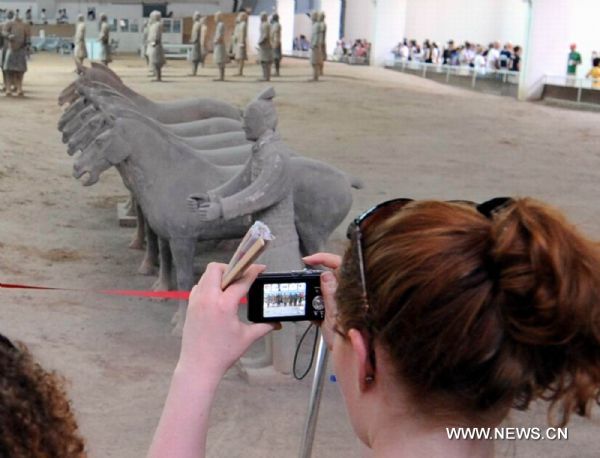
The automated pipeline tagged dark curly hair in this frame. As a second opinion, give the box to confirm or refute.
[0,336,86,457]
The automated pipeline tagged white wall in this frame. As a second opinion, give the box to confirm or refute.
[277,0,295,54]
[372,0,407,65]
[321,0,341,57]
[294,13,311,40]
[343,0,374,42]
[521,0,600,99]
[404,0,527,47]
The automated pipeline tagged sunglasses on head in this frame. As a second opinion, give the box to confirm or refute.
[346,197,513,306]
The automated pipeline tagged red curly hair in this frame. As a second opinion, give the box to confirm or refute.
[337,198,600,427]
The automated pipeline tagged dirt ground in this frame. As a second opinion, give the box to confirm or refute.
[1,53,599,457]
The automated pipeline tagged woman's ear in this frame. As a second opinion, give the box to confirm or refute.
[347,329,375,392]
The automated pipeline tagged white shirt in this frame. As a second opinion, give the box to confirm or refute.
[487,48,500,70]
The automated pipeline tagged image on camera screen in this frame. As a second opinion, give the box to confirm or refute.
[263,282,307,318]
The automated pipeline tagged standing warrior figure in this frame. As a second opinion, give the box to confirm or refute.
[0,11,12,93]
[270,14,282,77]
[309,11,323,81]
[318,11,327,76]
[98,13,112,66]
[141,19,149,68]
[2,10,30,97]
[189,12,203,76]
[233,11,247,76]
[73,15,87,67]
[199,16,208,68]
[147,11,166,81]
[212,11,227,81]
[258,12,272,81]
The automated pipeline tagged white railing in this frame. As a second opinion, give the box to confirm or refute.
[543,74,600,90]
[385,59,521,88]
[541,74,600,104]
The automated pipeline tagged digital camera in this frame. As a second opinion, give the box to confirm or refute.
[247,270,325,322]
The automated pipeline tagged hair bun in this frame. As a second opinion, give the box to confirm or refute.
[490,198,600,424]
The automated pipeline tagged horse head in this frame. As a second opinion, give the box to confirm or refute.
[68,110,115,156]
[62,104,101,143]
[73,118,128,186]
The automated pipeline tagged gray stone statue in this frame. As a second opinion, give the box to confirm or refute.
[309,11,323,82]
[58,63,242,123]
[270,14,282,77]
[258,12,272,81]
[233,12,248,77]
[73,15,87,67]
[190,88,300,371]
[0,13,9,93]
[212,11,227,81]
[98,13,111,66]
[319,11,327,76]
[146,10,166,81]
[68,88,361,338]
[2,11,30,96]
[189,12,203,76]
[141,20,149,68]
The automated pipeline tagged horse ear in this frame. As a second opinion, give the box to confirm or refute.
[257,86,276,101]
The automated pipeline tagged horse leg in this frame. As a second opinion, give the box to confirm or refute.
[169,238,197,336]
[129,203,145,250]
[138,221,159,275]
[153,237,173,292]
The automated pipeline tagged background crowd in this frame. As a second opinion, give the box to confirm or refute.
[391,38,522,73]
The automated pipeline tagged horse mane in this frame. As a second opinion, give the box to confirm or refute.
[110,109,220,164]
[90,62,124,83]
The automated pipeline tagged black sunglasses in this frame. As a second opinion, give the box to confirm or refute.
[346,197,513,307]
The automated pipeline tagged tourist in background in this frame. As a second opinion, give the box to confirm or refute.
[567,43,582,80]
[586,57,600,89]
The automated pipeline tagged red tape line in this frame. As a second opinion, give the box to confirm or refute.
[0,282,248,304]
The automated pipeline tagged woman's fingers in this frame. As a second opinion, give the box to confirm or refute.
[320,271,338,309]
[193,263,227,301]
[222,264,266,305]
[303,252,342,270]
[244,322,279,344]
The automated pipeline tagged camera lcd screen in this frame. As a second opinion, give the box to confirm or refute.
[263,282,306,318]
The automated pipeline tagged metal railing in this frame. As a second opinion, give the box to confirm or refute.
[541,74,600,105]
[385,59,520,89]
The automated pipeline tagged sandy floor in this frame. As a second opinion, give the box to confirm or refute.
[1,53,599,457]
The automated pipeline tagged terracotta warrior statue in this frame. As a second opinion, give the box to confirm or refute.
[73,15,87,67]
[188,87,302,370]
[188,87,293,226]
[98,13,111,66]
[270,13,282,77]
[233,11,247,77]
[189,12,203,76]
[2,10,30,96]
[147,11,166,81]
[1,11,13,93]
[212,11,227,81]
[309,11,323,81]
[319,11,327,76]
[258,12,272,81]
[141,20,149,68]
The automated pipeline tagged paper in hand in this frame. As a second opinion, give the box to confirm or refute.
[221,221,274,289]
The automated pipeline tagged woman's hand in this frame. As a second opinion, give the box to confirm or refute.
[303,253,341,350]
[177,263,278,380]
